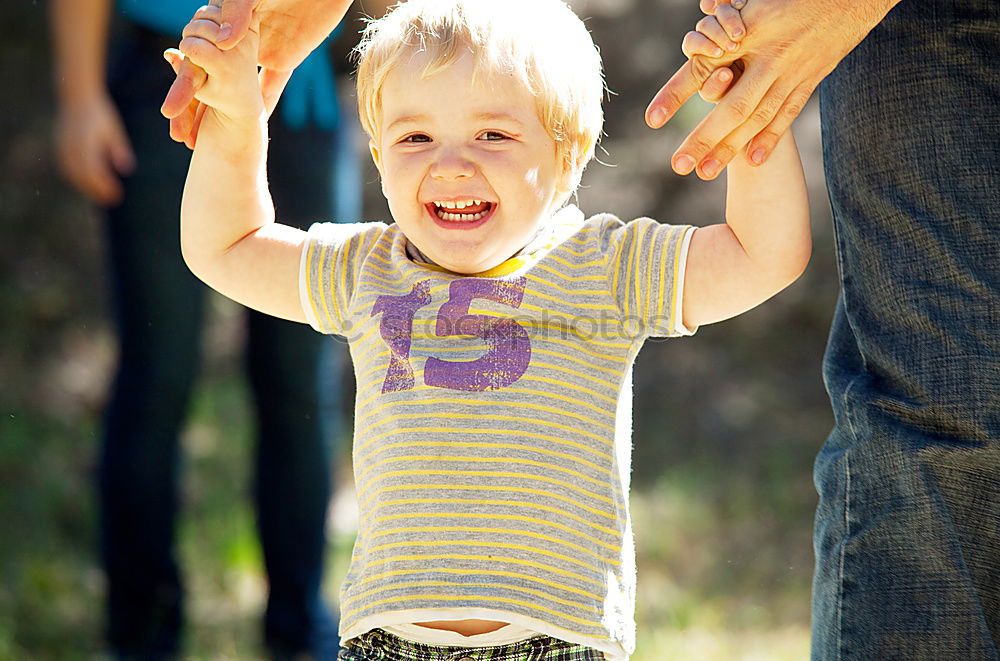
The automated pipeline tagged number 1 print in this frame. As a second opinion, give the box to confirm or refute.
[369,280,431,393]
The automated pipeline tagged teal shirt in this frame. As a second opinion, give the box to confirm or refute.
[117,0,340,129]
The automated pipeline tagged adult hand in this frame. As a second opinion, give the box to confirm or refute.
[54,92,136,206]
[161,0,354,146]
[645,0,898,179]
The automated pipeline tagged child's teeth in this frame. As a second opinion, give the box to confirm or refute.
[433,200,490,222]
[440,210,487,222]
[436,200,484,210]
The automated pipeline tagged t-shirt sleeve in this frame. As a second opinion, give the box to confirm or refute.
[598,215,697,339]
[299,221,388,335]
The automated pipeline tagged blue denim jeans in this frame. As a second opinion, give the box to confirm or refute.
[814,0,1000,658]
[98,23,359,659]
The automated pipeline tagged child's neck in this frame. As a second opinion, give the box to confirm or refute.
[405,240,436,265]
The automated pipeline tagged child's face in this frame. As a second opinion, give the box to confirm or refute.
[370,50,571,274]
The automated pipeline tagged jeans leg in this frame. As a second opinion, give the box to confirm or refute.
[814,0,1000,658]
[250,119,358,659]
[247,312,343,658]
[100,29,206,656]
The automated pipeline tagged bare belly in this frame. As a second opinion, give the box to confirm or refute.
[415,619,510,636]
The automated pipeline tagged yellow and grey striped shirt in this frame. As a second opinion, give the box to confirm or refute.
[299,205,695,659]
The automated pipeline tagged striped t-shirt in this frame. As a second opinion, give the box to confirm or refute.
[299,205,695,659]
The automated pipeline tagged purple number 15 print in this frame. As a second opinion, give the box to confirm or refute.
[370,278,531,393]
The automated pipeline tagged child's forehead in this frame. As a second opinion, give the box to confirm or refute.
[381,50,543,123]
[395,47,530,92]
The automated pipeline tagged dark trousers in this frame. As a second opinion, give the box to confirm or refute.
[98,24,358,658]
[814,0,1000,658]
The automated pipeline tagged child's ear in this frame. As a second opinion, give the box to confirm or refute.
[558,154,581,199]
[369,140,387,196]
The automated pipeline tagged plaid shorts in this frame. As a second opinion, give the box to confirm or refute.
[338,628,605,661]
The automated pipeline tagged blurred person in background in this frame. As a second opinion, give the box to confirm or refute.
[48,0,364,657]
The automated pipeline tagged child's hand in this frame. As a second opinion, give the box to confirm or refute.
[683,8,747,103]
[165,5,265,127]
[696,0,748,45]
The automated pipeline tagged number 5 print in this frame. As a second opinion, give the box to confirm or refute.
[424,278,530,392]
[370,278,531,393]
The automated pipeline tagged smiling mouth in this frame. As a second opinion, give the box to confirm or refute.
[429,199,495,222]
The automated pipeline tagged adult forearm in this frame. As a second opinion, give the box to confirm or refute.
[724,133,811,286]
[181,112,273,282]
[50,0,112,106]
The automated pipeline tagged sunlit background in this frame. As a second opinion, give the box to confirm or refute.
[1,0,837,657]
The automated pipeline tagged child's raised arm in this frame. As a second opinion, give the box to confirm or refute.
[175,5,309,323]
[676,11,812,328]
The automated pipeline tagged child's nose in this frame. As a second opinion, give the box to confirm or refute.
[430,149,475,180]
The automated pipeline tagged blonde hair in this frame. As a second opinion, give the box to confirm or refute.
[354,0,605,191]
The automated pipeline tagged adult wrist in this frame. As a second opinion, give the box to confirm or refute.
[846,0,902,36]
[56,82,111,111]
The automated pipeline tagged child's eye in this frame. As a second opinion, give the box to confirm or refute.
[401,133,431,144]
[479,131,509,142]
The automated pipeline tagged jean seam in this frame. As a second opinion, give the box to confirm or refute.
[837,446,849,661]
[836,377,860,661]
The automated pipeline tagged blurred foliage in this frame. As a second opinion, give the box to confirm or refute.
[2,0,837,658]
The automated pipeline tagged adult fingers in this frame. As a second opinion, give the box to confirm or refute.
[693,77,792,178]
[163,48,183,75]
[160,6,219,119]
[645,57,715,129]
[184,103,208,150]
[260,68,294,117]
[745,80,817,165]
[161,59,206,118]
[162,49,204,147]
[216,0,257,48]
[670,62,777,175]
[169,98,200,144]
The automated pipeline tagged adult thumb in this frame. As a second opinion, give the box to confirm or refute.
[217,0,257,49]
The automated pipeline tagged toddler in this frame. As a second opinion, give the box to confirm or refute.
[175,0,809,658]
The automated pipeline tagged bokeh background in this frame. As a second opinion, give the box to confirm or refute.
[1,0,839,658]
